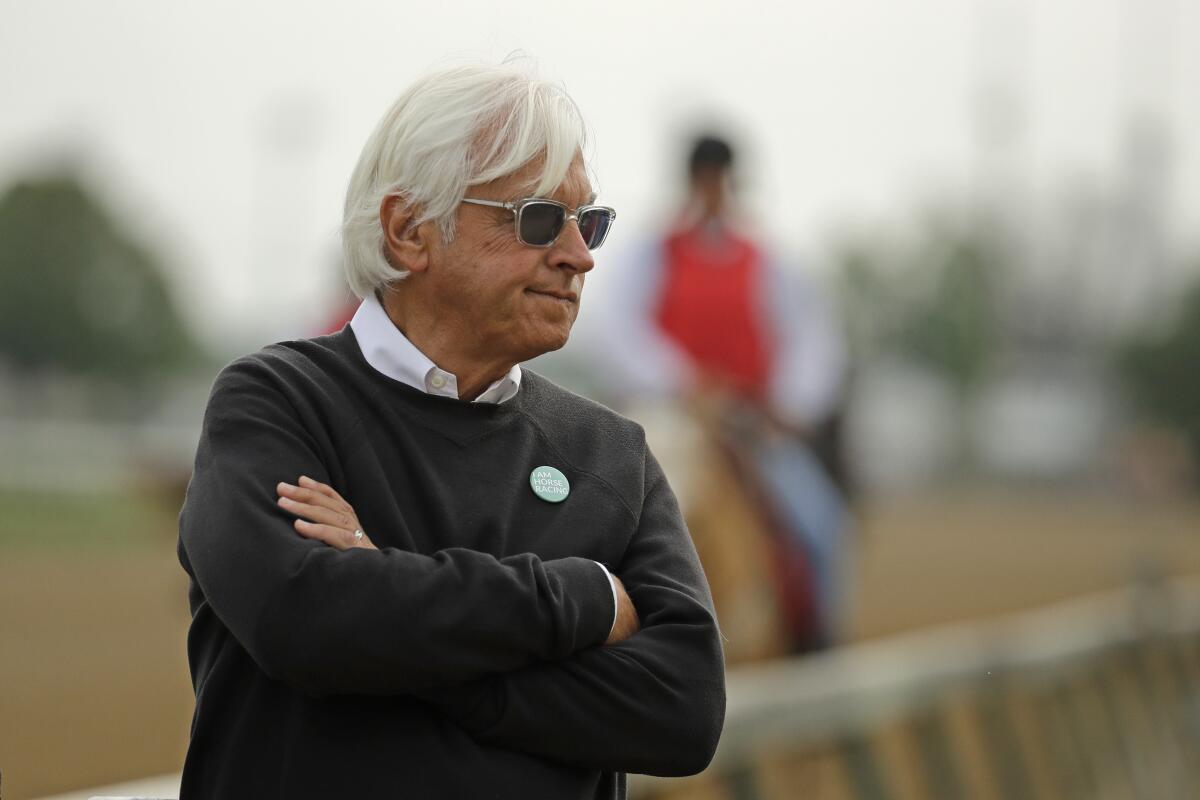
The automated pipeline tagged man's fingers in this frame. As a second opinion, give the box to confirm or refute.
[294,519,353,549]
[277,496,357,530]
[277,482,352,515]
[277,479,370,550]
[298,475,347,504]
[294,519,374,550]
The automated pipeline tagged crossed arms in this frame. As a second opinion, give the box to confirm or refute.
[179,358,726,776]
[274,476,641,646]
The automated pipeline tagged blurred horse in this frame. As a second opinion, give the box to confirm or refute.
[634,395,819,666]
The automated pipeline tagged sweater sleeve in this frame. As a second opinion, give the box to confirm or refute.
[179,357,615,696]
[418,446,727,777]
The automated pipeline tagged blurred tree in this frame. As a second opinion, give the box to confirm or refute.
[835,213,1004,472]
[894,227,999,396]
[836,214,1001,396]
[1117,274,1200,468]
[0,174,200,380]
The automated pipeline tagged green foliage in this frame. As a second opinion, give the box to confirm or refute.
[0,174,200,379]
[896,233,998,393]
[1117,278,1200,445]
[836,216,1001,395]
[0,487,176,552]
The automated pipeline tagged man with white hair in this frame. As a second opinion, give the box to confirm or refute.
[176,63,725,799]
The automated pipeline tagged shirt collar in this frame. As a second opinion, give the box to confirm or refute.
[348,293,521,404]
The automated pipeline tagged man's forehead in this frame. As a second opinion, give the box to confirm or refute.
[545,182,596,205]
[556,186,598,206]
[507,159,593,203]
[470,158,596,206]
[517,182,593,206]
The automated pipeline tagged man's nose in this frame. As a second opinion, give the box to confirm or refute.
[550,218,596,274]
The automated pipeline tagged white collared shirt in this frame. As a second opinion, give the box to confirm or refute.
[347,292,620,635]
[350,292,522,403]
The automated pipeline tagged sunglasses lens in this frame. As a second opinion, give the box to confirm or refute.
[518,202,566,246]
[577,208,614,250]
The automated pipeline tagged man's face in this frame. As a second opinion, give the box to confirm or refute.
[424,157,596,365]
[691,165,730,217]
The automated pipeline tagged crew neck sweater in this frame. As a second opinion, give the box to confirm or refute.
[177,327,726,799]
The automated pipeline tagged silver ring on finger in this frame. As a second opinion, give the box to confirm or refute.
[353,529,364,543]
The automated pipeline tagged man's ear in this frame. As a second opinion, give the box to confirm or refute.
[380,195,433,274]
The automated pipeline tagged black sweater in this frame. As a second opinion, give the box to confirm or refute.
[176,328,726,799]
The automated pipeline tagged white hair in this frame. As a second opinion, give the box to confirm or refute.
[341,61,589,298]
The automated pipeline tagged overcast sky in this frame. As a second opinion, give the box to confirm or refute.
[2,0,1196,351]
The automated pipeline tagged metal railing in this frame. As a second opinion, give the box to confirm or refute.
[633,575,1200,799]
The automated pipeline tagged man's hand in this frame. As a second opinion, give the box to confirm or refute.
[276,476,377,550]
[605,574,640,644]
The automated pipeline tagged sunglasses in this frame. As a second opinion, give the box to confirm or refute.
[460,197,616,250]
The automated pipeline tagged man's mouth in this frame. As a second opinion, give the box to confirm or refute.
[526,289,578,303]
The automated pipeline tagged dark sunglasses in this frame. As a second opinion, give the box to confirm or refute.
[460,197,616,250]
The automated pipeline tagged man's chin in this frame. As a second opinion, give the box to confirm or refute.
[516,327,573,361]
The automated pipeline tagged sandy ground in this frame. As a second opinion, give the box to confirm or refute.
[848,488,1200,639]
[1,550,194,800]
[3,487,1199,800]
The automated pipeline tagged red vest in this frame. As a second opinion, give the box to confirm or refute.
[654,225,775,400]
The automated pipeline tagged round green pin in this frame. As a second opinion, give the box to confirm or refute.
[530,465,570,503]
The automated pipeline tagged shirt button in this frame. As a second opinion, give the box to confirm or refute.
[429,374,446,389]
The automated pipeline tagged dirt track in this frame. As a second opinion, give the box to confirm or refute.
[3,488,1199,799]
[849,488,1200,639]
